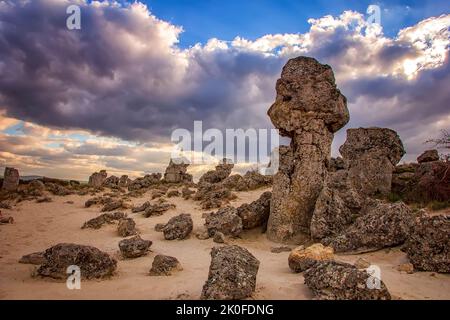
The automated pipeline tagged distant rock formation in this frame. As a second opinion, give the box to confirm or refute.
[163,158,193,183]
[2,167,20,191]
[267,56,349,244]
[88,170,107,187]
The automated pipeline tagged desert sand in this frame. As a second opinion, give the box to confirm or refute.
[0,187,449,300]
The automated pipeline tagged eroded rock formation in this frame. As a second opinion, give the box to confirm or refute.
[267,57,349,243]
[164,159,193,183]
[88,170,107,187]
[2,167,19,191]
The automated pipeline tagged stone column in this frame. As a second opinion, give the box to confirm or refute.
[266,57,349,244]
[2,167,20,191]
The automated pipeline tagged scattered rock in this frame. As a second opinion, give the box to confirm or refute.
[132,201,151,213]
[143,203,175,217]
[117,218,137,237]
[149,255,183,276]
[194,183,237,209]
[236,191,271,229]
[181,187,195,199]
[128,173,162,191]
[304,261,391,300]
[195,226,210,240]
[288,243,334,273]
[45,183,72,196]
[162,213,193,240]
[201,245,260,300]
[270,246,292,253]
[213,231,226,244]
[101,199,123,212]
[397,263,414,274]
[167,189,180,198]
[403,215,450,273]
[19,252,46,265]
[118,175,131,188]
[417,149,440,163]
[82,212,126,229]
[36,196,52,203]
[102,175,120,188]
[205,206,243,237]
[37,243,117,279]
[199,159,234,184]
[119,236,152,259]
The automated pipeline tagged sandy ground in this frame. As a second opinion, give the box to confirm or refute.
[0,188,449,300]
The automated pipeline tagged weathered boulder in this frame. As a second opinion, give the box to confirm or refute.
[201,245,260,300]
[162,213,193,240]
[103,175,120,188]
[119,236,152,258]
[403,215,450,273]
[267,57,349,244]
[205,207,243,237]
[311,170,364,240]
[132,201,151,213]
[45,182,72,196]
[236,191,271,229]
[117,218,137,237]
[304,261,391,300]
[199,159,234,185]
[164,159,193,183]
[340,128,405,197]
[324,200,415,253]
[288,243,334,273]
[181,187,195,199]
[213,231,226,243]
[118,175,131,188]
[417,149,440,163]
[149,255,183,276]
[37,243,117,279]
[88,170,107,187]
[194,183,236,209]
[101,199,123,212]
[82,212,126,229]
[128,173,162,191]
[143,202,175,217]
[2,167,19,191]
[167,189,180,197]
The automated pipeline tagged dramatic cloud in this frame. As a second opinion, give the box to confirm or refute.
[0,0,449,179]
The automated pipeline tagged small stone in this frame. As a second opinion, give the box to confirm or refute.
[397,263,414,274]
[118,236,152,259]
[195,226,210,240]
[288,243,334,273]
[213,232,225,243]
[154,223,166,232]
[82,212,126,229]
[270,246,292,253]
[162,213,193,240]
[149,255,183,276]
[117,218,137,237]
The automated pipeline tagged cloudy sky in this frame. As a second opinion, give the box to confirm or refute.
[0,0,449,180]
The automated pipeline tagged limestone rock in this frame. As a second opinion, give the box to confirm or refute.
[236,191,271,229]
[205,206,243,237]
[304,261,391,300]
[267,58,349,244]
[128,173,162,191]
[88,170,107,187]
[403,215,450,273]
[143,203,175,217]
[167,189,180,197]
[164,159,193,183]
[117,218,137,237]
[201,245,260,300]
[288,243,334,273]
[82,212,126,229]
[101,199,123,212]
[181,187,195,199]
[132,201,151,213]
[118,175,131,188]
[199,159,234,185]
[324,201,415,253]
[37,243,117,279]
[397,263,414,274]
[102,175,119,188]
[2,167,19,191]
[149,255,182,276]
[162,213,193,240]
[119,236,152,258]
[417,149,439,163]
[213,231,226,244]
[340,128,405,196]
